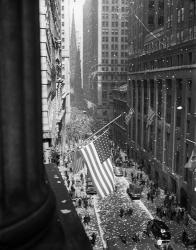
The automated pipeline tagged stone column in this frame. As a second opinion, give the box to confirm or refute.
[161,80,167,168]
[170,78,177,173]
[140,80,144,149]
[129,79,134,158]
[147,79,151,148]
[135,80,138,147]
[190,69,196,219]
[0,1,63,248]
[154,78,158,159]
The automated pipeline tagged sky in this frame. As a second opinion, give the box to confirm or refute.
[73,0,85,46]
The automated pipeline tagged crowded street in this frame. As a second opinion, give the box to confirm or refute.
[56,147,196,250]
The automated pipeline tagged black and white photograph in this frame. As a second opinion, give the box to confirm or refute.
[0,0,196,249]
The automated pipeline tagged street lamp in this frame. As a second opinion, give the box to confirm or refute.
[177,106,183,110]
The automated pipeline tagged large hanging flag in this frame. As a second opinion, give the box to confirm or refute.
[125,107,134,125]
[146,106,155,127]
[184,146,196,170]
[72,150,84,174]
[80,131,115,198]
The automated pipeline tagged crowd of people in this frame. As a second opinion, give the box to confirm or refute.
[109,143,196,249]
[59,140,196,249]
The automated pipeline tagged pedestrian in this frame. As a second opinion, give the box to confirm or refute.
[126,207,133,216]
[90,233,96,246]
[132,232,140,243]
[147,192,150,201]
[184,212,189,226]
[120,207,124,217]
[78,198,81,207]
[119,235,127,244]
[150,193,154,203]
[181,229,189,246]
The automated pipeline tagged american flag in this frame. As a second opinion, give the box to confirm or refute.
[146,106,155,127]
[185,146,196,169]
[72,150,84,174]
[80,131,115,198]
[125,108,134,125]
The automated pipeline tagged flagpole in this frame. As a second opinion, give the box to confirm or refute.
[186,139,196,145]
[64,113,125,157]
[86,113,125,142]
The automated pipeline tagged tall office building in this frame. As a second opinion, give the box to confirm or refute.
[40,0,62,162]
[83,0,129,121]
[60,0,73,152]
[127,0,196,218]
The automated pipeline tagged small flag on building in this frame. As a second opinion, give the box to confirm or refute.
[125,108,134,125]
[72,150,84,174]
[146,106,155,127]
[80,131,115,198]
[184,146,196,170]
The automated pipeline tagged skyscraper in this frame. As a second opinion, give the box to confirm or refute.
[127,0,196,219]
[83,0,129,121]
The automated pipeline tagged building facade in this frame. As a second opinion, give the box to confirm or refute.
[83,0,129,121]
[40,0,63,162]
[127,0,196,218]
[112,84,128,151]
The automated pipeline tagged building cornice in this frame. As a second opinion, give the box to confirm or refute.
[128,64,196,75]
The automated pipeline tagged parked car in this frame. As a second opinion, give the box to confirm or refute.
[86,176,97,195]
[147,219,171,241]
[86,185,97,195]
[114,167,123,177]
[127,183,143,200]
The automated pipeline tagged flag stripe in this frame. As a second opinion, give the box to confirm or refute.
[107,158,115,181]
[103,159,115,190]
[80,132,115,198]
[81,141,115,198]
[72,151,84,174]
[89,143,111,195]
[81,147,106,197]
[82,146,108,197]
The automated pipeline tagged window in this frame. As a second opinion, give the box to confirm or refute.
[103,110,108,116]
[189,27,194,40]
[148,14,154,25]
[102,91,107,99]
[180,54,183,65]
[188,97,191,113]
[158,15,164,26]
[149,0,155,9]
[177,7,184,23]
[189,52,192,64]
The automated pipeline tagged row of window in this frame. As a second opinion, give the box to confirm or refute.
[101,66,127,72]
[102,21,128,27]
[102,29,127,36]
[102,36,128,42]
[102,6,128,12]
[102,74,127,81]
[102,59,127,64]
[142,26,196,54]
[102,44,128,50]
[130,51,193,72]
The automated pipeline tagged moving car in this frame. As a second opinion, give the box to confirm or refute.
[127,183,143,200]
[147,219,171,241]
[114,167,123,177]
